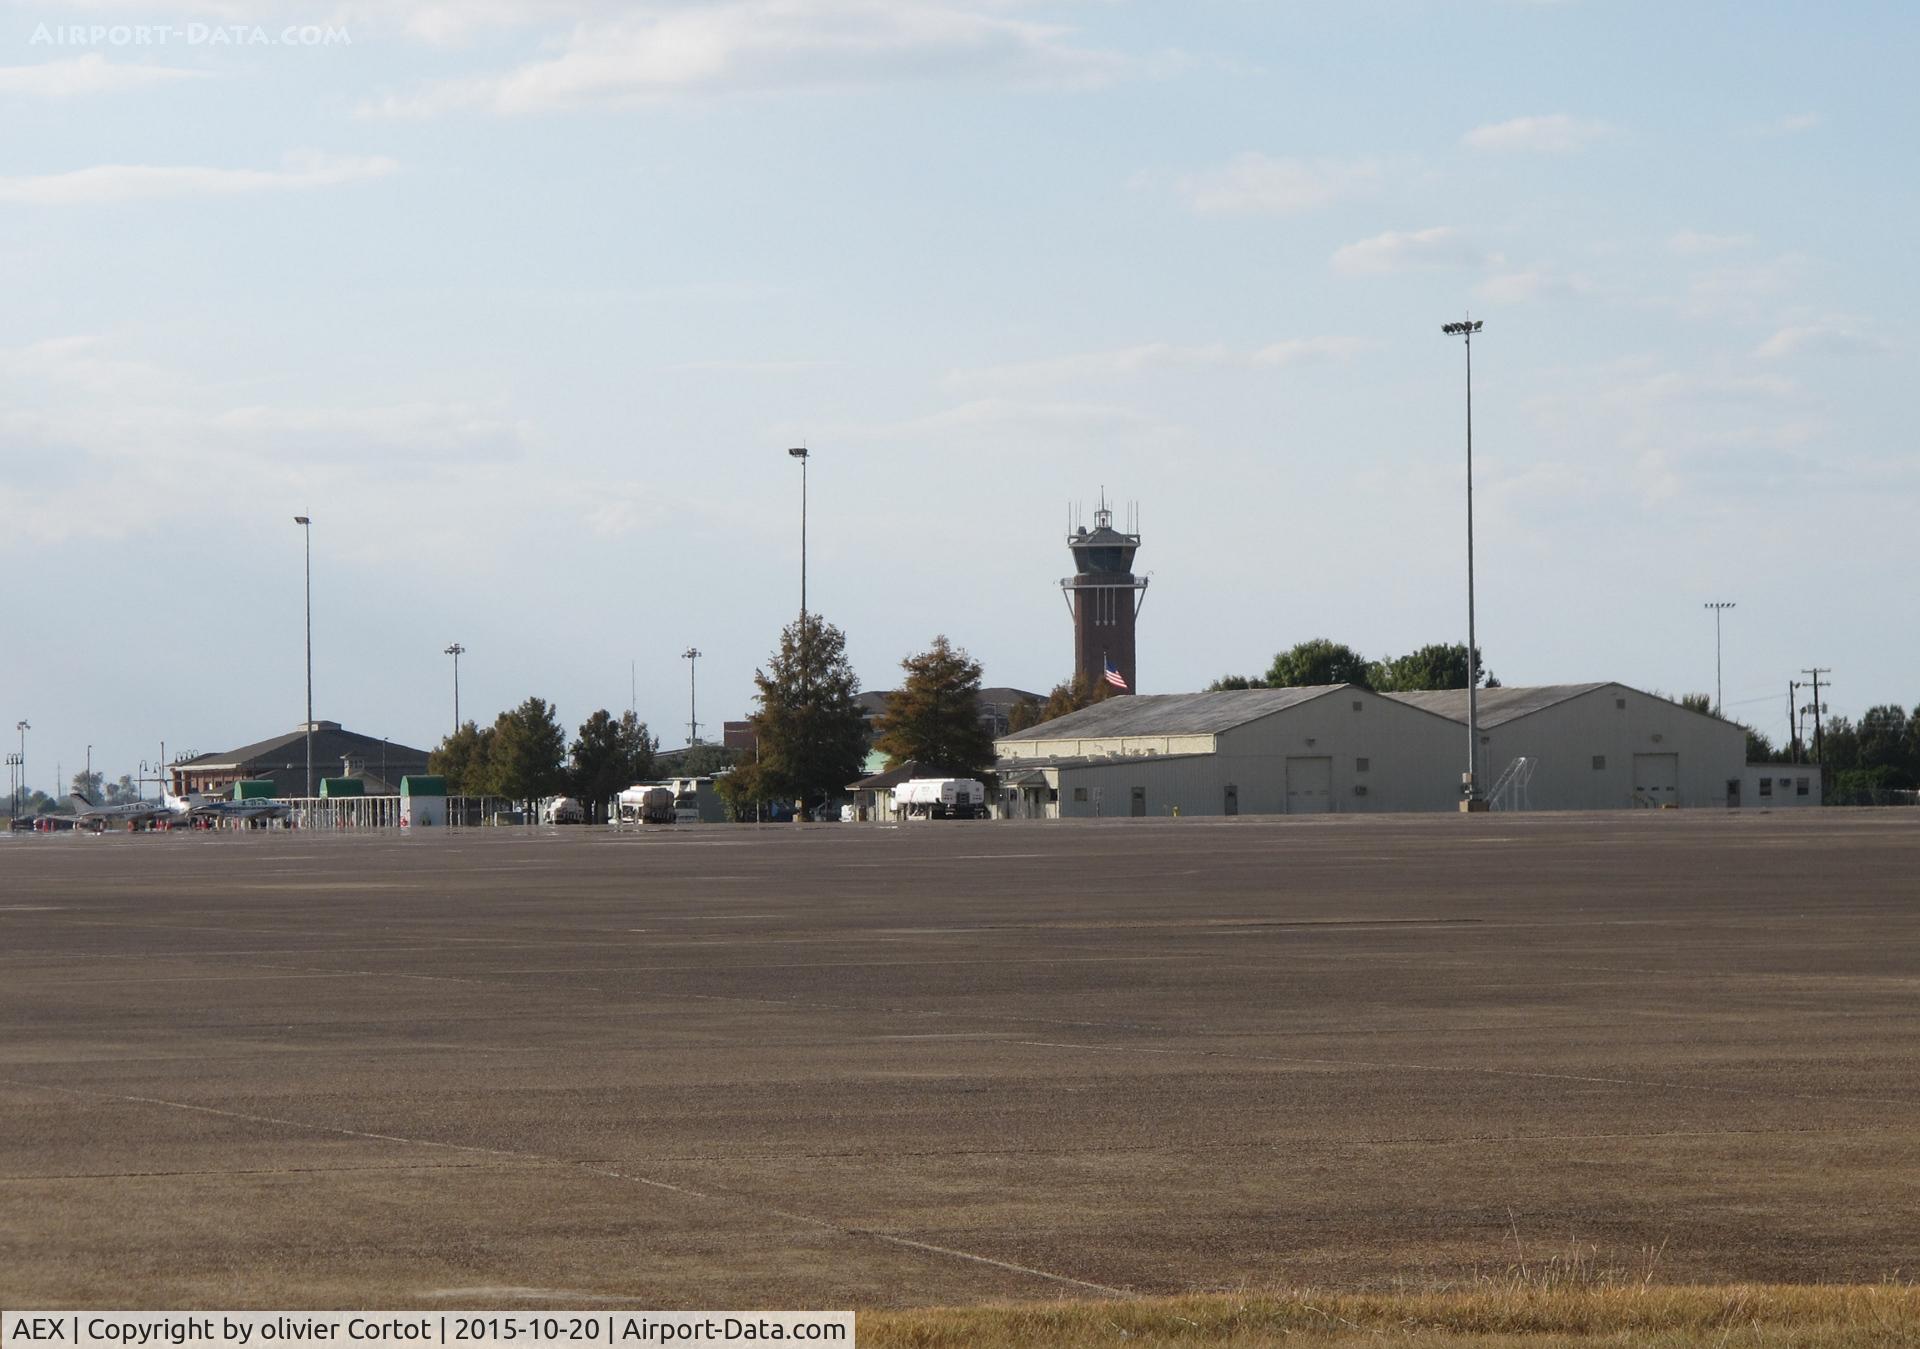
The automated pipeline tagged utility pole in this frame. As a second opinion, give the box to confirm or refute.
[444,643,465,735]
[1787,681,1801,762]
[15,720,27,815]
[1441,317,1486,810]
[1704,602,1735,715]
[682,648,702,746]
[1802,668,1831,765]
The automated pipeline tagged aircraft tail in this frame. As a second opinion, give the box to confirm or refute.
[68,792,97,812]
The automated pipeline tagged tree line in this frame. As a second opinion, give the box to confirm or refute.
[429,701,658,822]
[1206,638,1499,693]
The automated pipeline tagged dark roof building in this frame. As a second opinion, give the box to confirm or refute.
[170,721,431,798]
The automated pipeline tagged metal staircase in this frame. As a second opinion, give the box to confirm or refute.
[1489,756,1536,812]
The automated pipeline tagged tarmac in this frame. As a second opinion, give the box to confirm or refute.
[2,809,1916,1308]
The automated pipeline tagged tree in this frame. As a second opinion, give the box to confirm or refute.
[1680,693,1714,715]
[1744,726,1776,762]
[1856,704,1915,789]
[745,613,869,810]
[1036,671,1117,723]
[570,709,657,821]
[104,774,139,804]
[660,742,741,777]
[873,636,998,776]
[1371,643,1497,692]
[1266,639,1373,689]
[430,720,497,795]
[715,757,771,821]
[1206,673,1270,691]
[1007,697,1047,733]
[71,770,104,802]
[489,697,569,804]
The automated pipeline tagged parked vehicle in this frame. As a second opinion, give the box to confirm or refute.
[894,778,988,820]
[614,785,677,824]
[543,796,586,825]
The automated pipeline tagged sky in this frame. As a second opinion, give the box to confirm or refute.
[0,0,1912,793]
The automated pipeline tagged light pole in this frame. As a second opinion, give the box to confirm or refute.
[1703,602,1735,715]
[1441,317,1486,810]
[788,446,809,620]
[15,720,28,815]
[444,643,465,734]
[85,744,92,798]
[294,515,313,799]
[683,647,702,746]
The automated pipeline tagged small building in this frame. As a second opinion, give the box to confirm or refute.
[995,682,1749,817]
[171,721,430,799]
[846,760,926,822]
[1738,762,1822,808]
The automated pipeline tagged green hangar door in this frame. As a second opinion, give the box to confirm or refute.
[1285,756,1333,814]
[1633,752,1679,807]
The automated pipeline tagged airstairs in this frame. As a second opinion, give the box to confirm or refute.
[1488,756,1536,812]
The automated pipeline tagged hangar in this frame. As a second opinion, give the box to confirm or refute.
[993,682,1746,817]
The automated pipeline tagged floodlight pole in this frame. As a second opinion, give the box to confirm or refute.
[444,643,465,735]
[683,647,702,746]
[1442,317,1486,810]
[15,720,28,815]
[295,515,313,800]
[788,446,809,620]
[1704,602,1735,715]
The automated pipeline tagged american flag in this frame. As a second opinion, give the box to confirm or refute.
[1103,658,1129,691]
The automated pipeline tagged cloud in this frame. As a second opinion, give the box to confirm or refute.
[1175,154,1379,216]
[1462,114,1612,153]
[1759,112,1823,135]
[362,0,1138,116]
[1667,229,1753,256]
[945,337,1376,391]
[1754,318,1884,360]
[0,54,206,96]
[0,152,397,205]
[1332,227,1488,276]
[1474,268,1593,305]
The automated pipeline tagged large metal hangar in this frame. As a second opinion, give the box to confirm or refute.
[993,682,1746,817]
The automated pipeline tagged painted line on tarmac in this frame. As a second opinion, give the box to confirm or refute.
[1003,1040,1912,1108]
[2,1076,1134,1300]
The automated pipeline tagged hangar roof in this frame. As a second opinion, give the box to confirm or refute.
[1383,683,1611,727]
[999,685,1345,741]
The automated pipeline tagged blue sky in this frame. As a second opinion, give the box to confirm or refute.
[0,0,1911,790]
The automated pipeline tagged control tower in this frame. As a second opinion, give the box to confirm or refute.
[1060,493,1148,694]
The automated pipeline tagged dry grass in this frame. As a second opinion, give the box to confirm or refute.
[860,1264,1920,1347]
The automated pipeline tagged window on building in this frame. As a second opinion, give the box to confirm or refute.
[1796,778,1810,796]
[1356,757,1370,772]
[1352,700,1363,712]
[1072,787,1088,802]
[1592,755,1606,770]
[1758,778,1773,797]
[1616,697,1627,710]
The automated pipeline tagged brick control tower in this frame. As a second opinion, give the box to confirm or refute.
[1060,493,1148,694]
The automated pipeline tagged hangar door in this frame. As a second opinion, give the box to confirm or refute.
[1633,753,1679,808]
[1285,756,1333,814]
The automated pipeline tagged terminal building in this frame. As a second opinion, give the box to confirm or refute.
[994,682,1750,817]
[169,721,431,799]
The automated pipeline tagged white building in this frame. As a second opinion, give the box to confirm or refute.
[994,682,1749,817]
[1737,762,1822,808]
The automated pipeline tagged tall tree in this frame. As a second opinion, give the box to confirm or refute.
[1680,693,1714,715]
[70,770,104,802]
[489,697,569,804]
[745,613,869,810]
[430,719,497,795]
[1206,673,1270,691]
[1266,638,1373,689]
[873,635,997,776]
[1371,643,1497,692]
[1037,671,1115,723]
[570,709,657,821]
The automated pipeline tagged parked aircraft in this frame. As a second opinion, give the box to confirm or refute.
[66,793,186,830]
